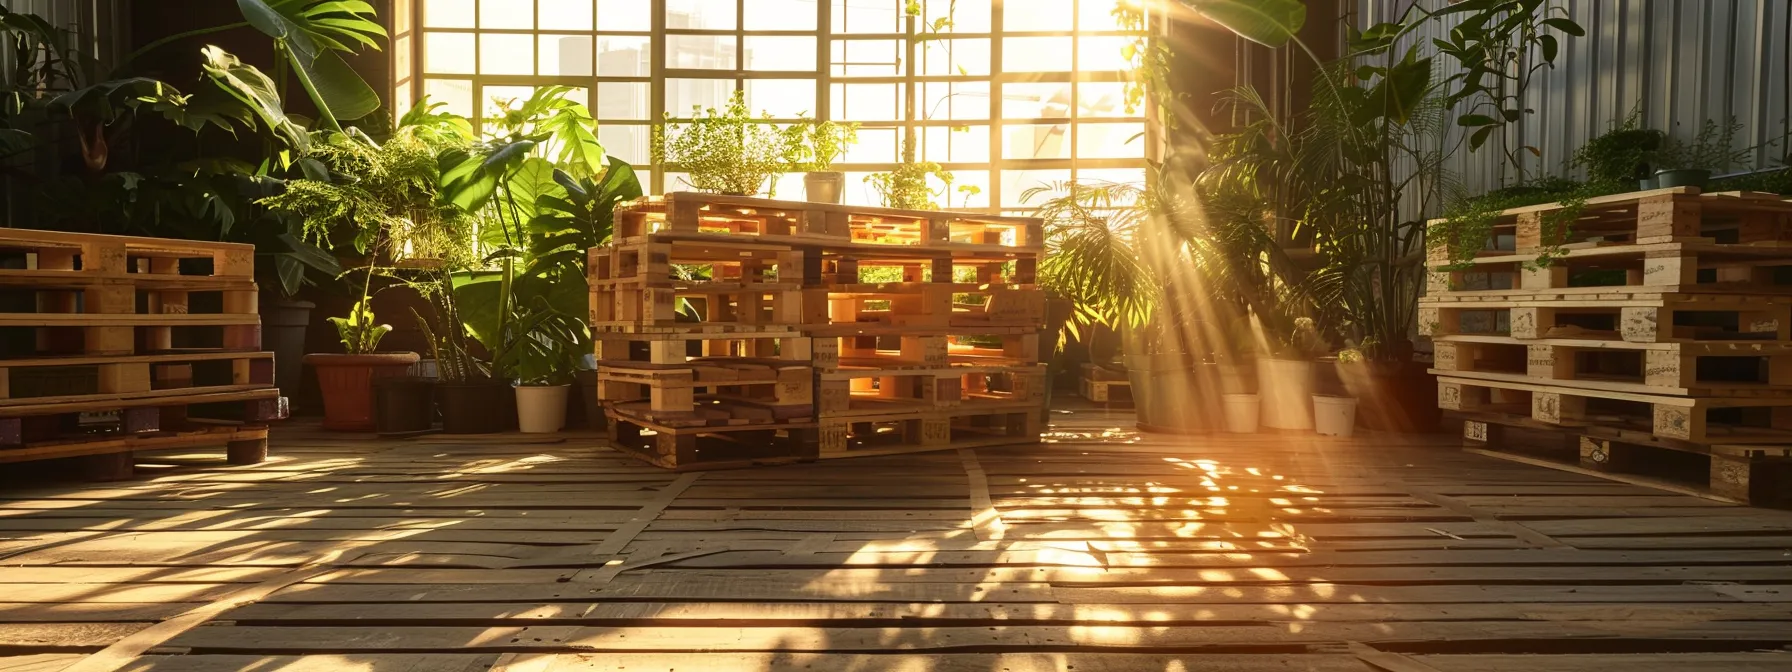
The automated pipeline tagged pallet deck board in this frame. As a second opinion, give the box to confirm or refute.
[4,412,1790,668]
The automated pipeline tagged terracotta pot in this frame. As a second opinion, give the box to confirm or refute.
[305,352,419,432]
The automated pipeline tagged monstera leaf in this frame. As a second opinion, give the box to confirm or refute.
[236,0,384,126]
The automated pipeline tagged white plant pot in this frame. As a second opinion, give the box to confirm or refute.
[1221,394,1261,434]
[1313,394,1359,437]
[1257,358,1315,430]
[515,384,570,433]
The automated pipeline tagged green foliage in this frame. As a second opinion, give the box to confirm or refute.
[787,120,860,172]
[652,90,806,195]
[1569,109,1663,186]
[1430,0,1583,181]
[865,150,953,210]
[1113,2,1174,129]
[1176,0,1306,48]
[1025,180,1159,333]
[1658,118,1749,172]
[329,300,392,355]
[484,86,608,179]
[235,0,386,129]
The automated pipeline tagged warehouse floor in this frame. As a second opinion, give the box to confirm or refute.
[3,407,1792,671]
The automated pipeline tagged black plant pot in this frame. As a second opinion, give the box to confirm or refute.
[1655,168,1711,190]
[576,369,607,431]
[437,379,517,434]
[373,376,437,434]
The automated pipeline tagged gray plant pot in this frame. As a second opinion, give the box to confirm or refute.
[805,171,845,204]
[1654,168,1710,190]
[1637,176,1659,191]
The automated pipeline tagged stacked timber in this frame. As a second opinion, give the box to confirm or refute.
[0,230,285,480]
[593,192,1049,469]
[1422,187,1792,506]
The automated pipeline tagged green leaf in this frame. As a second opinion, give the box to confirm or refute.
[1180,0,1306,48]
[1457,113,1499,127]
[1469,125,1496,150]
[302,49,381,121]
[199,46,309,153]
[1541,17,1586,37]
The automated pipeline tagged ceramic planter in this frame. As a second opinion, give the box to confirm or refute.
[1221,394,1261,433]
[804,171,845,204]
[1654,168,1710,190]
[516,384,570,433]
[305,352,420,432]
[1122,353,1216,434]
[1256,358,1315,431]
[1312,394,1359,437]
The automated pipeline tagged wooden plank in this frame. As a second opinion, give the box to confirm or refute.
[115,654,500,672]
[499,653,1377,672]
[1415,653,1792,672]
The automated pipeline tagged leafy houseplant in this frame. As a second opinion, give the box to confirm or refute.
[789,120,860,204]
[1570,110,1664,190]
[652,90,805,196]
[866,152,953,210]
[1655,118,1748,190]
[303,296,419,432]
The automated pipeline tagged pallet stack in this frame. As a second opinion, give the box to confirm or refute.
[592,192,1049,469]
[0,230,285,481]
[1422,187,1792,506]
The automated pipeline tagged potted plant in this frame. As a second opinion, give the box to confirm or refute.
[1655,118,1747,190]
[1570,111,1665,191]
[1255,315,1327,432]
[652,90,807,196]
[1315,349,1363,438]
[866,148,953,210]
[304,298,418,431]
[789,120,860,204]
[504,301,583,434]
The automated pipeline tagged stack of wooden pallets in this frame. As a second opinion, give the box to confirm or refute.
[1422,187,1792,506]
[592,192,1049,469]
[0,230,285,481]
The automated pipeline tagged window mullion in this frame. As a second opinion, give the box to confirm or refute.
[650,0,667,194]
[989,0,1004,213]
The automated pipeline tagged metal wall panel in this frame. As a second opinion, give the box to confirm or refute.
[1355,0,1792,205]
[0,0,125,84]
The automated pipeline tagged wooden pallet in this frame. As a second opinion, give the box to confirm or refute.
[1431,240,1792,296]
[1455,411,1792,508]
[808,283,1045,330]
[588,236,807,331]
[1438,374,1792,443]
[817,363,1046,418]
[1079,363,1132,404]
[817,251,1038,285]
[599,359,813,426]
[0,423,271,481]
[1425,188,1792,261]
[605,414,819,471]
[1433,336,1792,397]
[1418,291,1792,342]
[818,404,1043,458]
[596,332,815,365]
[816,333,1040,372]
[614,193,1045,252]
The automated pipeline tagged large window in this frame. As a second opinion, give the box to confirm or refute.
[402,0,1146,213]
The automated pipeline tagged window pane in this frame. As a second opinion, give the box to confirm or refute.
[922,125,989,163]
[597,0,652,31]
[1076,122,1145,158]
[1003,82,1073,118]
[540,0,594,30]
[599,124,650,164]
[667,0,736,29]
[928,0,990,33]
[831,83,903,121]
[1003,124,1070,160]
[424,32,476,74]
[1080,0,1129,31]
[745,79,818,118]
[918,39,989,76]
[1078,36,1132,72]
[1078,81,1130,117]
[1001,169,1071,207]
[483,85,538,120]
[423,0,474,28]
[666,78,734,114]
[481,33,534,74]
[1004,0,1071,31]
[598,36,652,76]
[832,40,902,77]
[832,0,900,33]
[1076,167,1146,187]
[768,172,805,200]
[424,79,474,118]
[744,0,817,30]
[745,36,817,71]
[540,34,594,76]
[842,127,900,163]
[666,34,737,69]
[920,81,990,120]
[1004,37,1072,71]
[481,0,533,28]
[597,82,651,119]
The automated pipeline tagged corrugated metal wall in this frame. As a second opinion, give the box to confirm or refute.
[1354,0,1792,201]
[0,0,125,83]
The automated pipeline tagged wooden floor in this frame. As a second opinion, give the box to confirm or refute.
[3,406,1792,672]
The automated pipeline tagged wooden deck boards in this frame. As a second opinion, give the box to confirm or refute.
[1,410,1790,671]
